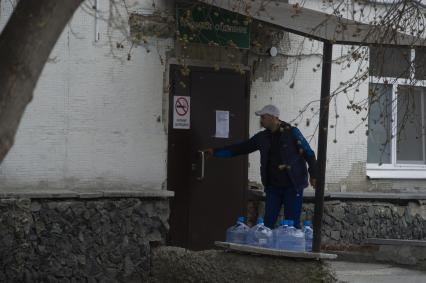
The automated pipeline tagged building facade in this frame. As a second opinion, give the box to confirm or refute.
[0,2,425,278]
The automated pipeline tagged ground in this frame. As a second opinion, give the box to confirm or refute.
[328,261,426,283]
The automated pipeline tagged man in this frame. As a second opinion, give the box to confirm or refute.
[205,105,318,229]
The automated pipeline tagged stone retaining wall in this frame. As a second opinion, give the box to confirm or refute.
[247,199,426,246]
[0,197,169,282]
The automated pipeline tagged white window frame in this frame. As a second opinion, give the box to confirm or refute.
[367,49,426,179]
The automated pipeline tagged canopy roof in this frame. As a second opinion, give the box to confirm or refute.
[200,0,425,47]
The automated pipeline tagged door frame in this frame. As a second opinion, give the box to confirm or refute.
[166,61,251,248]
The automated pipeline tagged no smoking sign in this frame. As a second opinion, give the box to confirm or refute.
[173,96,190,129]
[175,97,189,116]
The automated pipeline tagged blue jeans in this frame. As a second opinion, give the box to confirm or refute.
[264,187,304,229]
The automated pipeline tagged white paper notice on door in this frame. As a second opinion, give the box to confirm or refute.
[215,110,229,138]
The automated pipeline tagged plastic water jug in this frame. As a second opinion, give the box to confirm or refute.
[286,220,305,252]
[273,219,291,250]
[291,229,306,252]
[226,216,249,244]
[247,217,273,248]
[303,220,313,252]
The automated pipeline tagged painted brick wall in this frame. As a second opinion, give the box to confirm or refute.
[1,0,426,192]
[0,0,172,190]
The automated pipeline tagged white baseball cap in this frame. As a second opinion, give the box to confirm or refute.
[255,104,280,118]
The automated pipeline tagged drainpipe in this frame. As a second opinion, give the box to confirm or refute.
[312,41,333,252]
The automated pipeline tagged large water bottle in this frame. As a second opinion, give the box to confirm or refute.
[273,220,290,250]
[303,220,314,252]
[286,219,297,251]
[292,229,306,252]
[226,216,249,244]
[247,217,273,248]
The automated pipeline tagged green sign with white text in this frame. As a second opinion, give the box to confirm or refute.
[176,2,251,49]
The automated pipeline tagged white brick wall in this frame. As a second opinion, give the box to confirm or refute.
[1,0,424,192]
[0,0,172,189]
[0,0,371,190]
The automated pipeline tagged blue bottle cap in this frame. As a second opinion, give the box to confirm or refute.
[304,220,311,226]
[237,216,245,223]
[257,217,264,224]
[287,219,294,226]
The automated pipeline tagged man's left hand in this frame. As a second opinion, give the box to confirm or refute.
[310,177,317,189]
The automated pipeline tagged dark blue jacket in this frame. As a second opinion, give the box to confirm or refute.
[214,121,318,190]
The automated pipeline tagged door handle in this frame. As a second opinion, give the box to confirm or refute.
[197,150,205,180]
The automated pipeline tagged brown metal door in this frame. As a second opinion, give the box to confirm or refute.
[168,65,249,250]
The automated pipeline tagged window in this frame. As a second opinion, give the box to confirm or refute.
[367,47,426,179]
[367,83,392,165]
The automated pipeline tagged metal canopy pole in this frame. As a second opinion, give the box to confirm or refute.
[312,41,333,252]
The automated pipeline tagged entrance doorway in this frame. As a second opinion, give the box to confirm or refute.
[167,64,250,250]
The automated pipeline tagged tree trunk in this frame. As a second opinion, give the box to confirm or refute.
[0,0,83,163]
